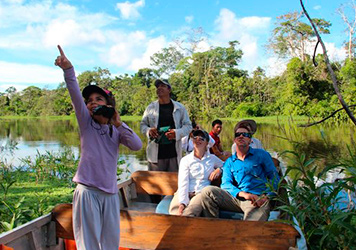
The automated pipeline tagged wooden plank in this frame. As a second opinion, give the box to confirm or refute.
[120,210,300,250]
[131,171,178,195]
[0,214,52,245]
[117,179,132,190]
[51,204,74,240]
[124,202,157,213]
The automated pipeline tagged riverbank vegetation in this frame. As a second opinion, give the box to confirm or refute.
[0,145,125,233]
[271,126,356,249]
[0,10,355,123]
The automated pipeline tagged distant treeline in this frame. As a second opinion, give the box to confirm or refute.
[1,11,355,121]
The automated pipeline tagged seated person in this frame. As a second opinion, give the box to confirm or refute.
[209,119,231,161]
[181,121,215,154]
[231,120,263,154]
[200,122,280,221]
[169,129,223,217]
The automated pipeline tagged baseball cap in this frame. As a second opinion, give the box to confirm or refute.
[82,85,116,108]
[234,120,257,134]
[155,79,171,89]
[192,129,210,142]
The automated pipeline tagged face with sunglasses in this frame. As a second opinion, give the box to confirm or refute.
[234,128,252,148]
[192,134,209,151]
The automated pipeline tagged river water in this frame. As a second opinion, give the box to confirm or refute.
[1,118,355,180]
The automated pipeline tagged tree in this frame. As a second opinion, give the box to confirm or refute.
[268,11,331,62]
[175,41,244,117]
[131,68,156,87]
[77,67,112,90]
[20,86,43,116]
[150,47,184,77]
[337,0,356,59]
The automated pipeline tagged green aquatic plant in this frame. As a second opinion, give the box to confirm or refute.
[270,142,356,249]
[1,197,32,232]
[0,162,16,201]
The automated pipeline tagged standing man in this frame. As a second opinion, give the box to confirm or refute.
[209,119,231,161]
[140,79,192,172]
[200,122,280,221]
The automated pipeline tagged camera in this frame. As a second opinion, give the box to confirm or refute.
[93,105,115,119]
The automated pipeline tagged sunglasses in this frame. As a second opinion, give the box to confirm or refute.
[193,136,207,142]
[235,132,252,138]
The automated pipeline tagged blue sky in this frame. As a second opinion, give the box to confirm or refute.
[0,0,351,92]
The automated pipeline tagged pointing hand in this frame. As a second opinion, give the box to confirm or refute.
[54,45,73,70]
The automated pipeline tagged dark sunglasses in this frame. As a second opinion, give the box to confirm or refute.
[235,132,252,138]
[193,136,207,142]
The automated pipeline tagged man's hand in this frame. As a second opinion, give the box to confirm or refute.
[54,45,73,70]
[165,129,176,140]
[208,168,222,181]
[238,191,259,204]
[178,204,186,215]
[253,195,269,207]
[149,128,159,138]
[238,192,268,207]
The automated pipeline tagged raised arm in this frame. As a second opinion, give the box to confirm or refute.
[54,45,89,129]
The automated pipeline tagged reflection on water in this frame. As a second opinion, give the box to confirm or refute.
[0,118,355,179]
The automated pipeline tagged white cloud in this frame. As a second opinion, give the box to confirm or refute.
[213,8,271,73]
[185,15,194,24]
[106,30,147,67]
[43,19,106,48]
[264,57,287,77]
[116,0,145,20]
[129,35,167,71]
[0,1,116,49]
[320,42,346,62]
[214,8,271,41]
[0,61,63,91]
[314,5,322,10]
[304,39,346,62]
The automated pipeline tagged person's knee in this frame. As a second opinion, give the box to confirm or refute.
[201,186,219,199]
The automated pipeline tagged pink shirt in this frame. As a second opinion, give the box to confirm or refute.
[64,67,142,194]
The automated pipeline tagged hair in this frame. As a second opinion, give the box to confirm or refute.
[191,117,197,129]
[212,119,222,127]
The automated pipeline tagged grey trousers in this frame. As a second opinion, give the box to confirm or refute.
[73,184,120,250]
[148,157,178,172]
[169,192,203,217]
[200,186,270,221]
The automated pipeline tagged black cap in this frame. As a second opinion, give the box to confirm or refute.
[82,85,115,108]
[192,129,210,142]
[155,79,171,89]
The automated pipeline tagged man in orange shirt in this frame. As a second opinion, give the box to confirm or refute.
[209,119,231,161]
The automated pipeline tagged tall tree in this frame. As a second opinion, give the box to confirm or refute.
[131,68,156,87]
[268,11,331,62]
[77,67,112,90]
[337,0,356,59]
[150,47,184,77]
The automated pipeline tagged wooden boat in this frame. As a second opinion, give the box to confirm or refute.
[0,166,302,250]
